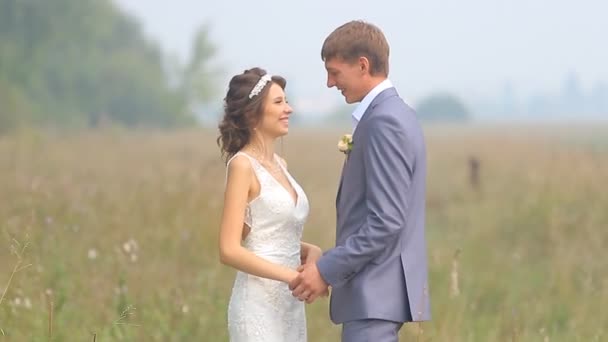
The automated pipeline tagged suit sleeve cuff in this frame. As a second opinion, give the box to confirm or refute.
[317,252,350,288]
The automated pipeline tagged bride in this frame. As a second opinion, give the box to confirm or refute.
[217,67,323,341]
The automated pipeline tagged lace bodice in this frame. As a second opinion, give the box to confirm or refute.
[238,152,309,266]
[226,151,309,342]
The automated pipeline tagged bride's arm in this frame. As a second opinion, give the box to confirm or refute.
[300,242,322,265]
[219,155,298,283]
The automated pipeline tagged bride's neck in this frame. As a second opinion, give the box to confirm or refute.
[246,133,275,162]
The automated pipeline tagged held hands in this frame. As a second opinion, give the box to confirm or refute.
[285,243,322,284]
[289,262,329,304]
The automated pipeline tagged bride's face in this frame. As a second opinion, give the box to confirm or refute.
[256,83,293,138]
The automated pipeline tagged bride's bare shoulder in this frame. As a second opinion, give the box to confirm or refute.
[226,153,253,176]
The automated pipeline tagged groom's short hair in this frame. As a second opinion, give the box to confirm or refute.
[321,20,390,77]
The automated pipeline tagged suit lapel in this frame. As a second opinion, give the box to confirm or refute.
[335,87,398,208]
[335,157,347,207]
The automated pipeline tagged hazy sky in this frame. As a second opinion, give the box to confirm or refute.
[114,0,607,112]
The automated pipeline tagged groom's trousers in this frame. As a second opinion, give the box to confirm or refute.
[341,319,403,342]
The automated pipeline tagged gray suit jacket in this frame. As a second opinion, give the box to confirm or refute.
[317,87,431,324]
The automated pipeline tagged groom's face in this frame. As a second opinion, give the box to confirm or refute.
[324,57,366,104]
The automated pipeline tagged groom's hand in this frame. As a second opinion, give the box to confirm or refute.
[289,263,328,304]
[297,266,330,301]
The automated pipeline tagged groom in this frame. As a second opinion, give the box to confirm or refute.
[289,20,431,341]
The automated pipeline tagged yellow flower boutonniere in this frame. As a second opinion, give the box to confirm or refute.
[337,134,353,154]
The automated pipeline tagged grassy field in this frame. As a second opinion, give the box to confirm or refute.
[1,124,607,341]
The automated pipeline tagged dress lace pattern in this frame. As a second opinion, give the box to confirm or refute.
[226,151,309,342]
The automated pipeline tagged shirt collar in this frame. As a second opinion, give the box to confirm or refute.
[351,79,393,130]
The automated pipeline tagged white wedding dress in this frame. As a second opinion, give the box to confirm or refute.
[226,151,309,342]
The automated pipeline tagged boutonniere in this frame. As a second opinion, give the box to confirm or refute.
[337,134,353,154]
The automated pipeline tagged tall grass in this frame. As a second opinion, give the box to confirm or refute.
[0,124,606,341]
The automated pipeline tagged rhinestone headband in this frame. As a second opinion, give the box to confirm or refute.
[248,74,272,99]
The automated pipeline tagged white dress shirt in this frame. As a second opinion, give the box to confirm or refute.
[351,79,393,132]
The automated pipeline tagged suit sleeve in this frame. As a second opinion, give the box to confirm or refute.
[317,115,415,288]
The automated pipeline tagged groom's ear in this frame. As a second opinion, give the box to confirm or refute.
[358,56,371,75]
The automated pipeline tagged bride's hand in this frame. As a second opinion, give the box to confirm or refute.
[301,245,323,265]
[285,269,300,284]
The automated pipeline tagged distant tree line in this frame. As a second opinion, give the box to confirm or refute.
[0,0,218,133]
[415,93,470,122]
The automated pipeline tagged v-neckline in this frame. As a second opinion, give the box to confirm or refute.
[241,152,299,207]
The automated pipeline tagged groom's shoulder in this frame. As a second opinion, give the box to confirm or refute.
[366,99,421,138]
[374,87,409,107]
[372,95,415,119]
